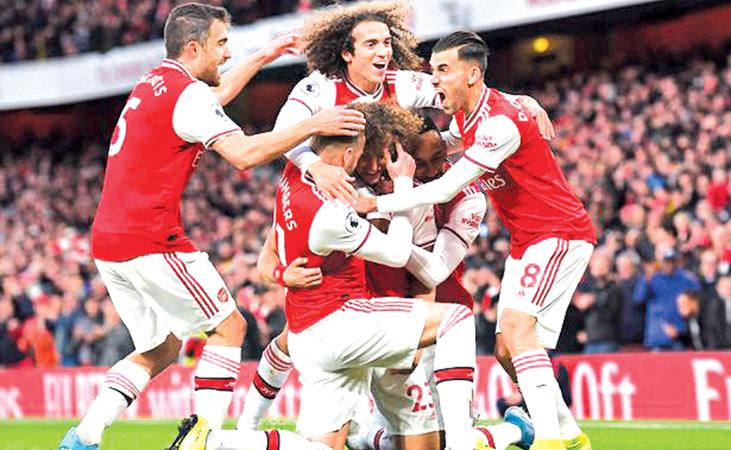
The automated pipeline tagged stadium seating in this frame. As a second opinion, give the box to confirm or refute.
[0,46,729,368]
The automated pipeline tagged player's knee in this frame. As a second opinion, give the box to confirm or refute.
[275,330,290,355]
[494,337,512,366]
[212,309,246,346]
[497,309,534,342]
[161,338,183,368]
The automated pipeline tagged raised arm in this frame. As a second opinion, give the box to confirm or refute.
[212,106,364,171]
[214,34,301,106]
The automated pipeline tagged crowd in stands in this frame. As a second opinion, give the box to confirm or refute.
[0,0,352,63]
[1,46,731,368]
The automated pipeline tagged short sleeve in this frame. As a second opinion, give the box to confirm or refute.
[441,190,486,247]
[462,114,521,172]
[309,201,372,255]
[173,81,241,147]
[394,70,440,109]
[283,71,335,117]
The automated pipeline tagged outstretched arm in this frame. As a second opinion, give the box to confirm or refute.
[406,193,487,288]
[212,106,364,171]
[214,34,301,106]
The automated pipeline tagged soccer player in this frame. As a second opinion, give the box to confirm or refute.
[239,2,551,428]
[248,111,533,450]
[172,102,478,450]
[272,0,554,205]
[58,4,366,450]
[360,32,597,450]
[349,113,534,450]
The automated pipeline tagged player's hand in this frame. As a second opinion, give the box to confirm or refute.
[283,257,322,289]
[311,106,366,137]
[385,141,415,180]
[517,95,555,141]
[353,196,377,214]
[261,33,302,64]
[308,160,358,204]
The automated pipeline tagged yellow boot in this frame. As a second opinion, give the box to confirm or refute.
[530,439,567,450]
[564,433,592,450]
[167,415,210,450]
[476,440,495,450]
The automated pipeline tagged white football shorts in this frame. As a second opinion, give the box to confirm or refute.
[370,351,440,436]
[496,237,594,349]
[288,297,428,439]
[95,251,236,353]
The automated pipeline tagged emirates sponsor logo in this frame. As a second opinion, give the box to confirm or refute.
[475,135,497,149]
[461,213,482,229]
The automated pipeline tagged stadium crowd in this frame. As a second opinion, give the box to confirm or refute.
[0,0,351,62]
[1,47,730,368]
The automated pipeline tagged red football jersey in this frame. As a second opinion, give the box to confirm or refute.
[91,59,240,261]
[455,88,596,258]
[275,162,370,333]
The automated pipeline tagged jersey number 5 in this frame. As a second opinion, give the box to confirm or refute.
[108,96,142,157]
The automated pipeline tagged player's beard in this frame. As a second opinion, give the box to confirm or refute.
[200,64,221,87]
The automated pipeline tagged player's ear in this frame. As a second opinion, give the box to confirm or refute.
[467,64,481,86]
[341,49,354,64]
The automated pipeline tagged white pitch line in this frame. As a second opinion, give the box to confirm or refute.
[581,421,731,430]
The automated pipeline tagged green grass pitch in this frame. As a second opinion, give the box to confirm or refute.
[1,418,730,449]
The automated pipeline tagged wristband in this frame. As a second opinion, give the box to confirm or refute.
[272,263,287,287]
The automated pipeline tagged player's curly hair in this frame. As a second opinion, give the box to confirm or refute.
[311,102,423,159]
[357,102,423,161]
[301,1,422,79]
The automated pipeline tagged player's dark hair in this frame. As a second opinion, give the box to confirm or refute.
[301,1,421,79]
[432,30,489,73]
[416,110,439,135]
[164,3,230,58]
[312,103,422,160]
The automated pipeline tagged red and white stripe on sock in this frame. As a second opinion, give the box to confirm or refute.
[512,350,552,376]
[194,345,241,428]
[196,345,241,390]
[512,349,562,440]
[259,341,293,392]
[433,304,477,450]
[103,359,150,405]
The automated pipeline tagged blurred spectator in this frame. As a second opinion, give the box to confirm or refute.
[1,44,730,364]
[0,0,358,63]
[575,248,623,354]
[0,299,27,366]
[633,247,700,350]
[475,297,498,356]
[96,299,135,366]
[672,290,727,350]
[70,298,105,365]
[615,250,645,346]
[717,275,731,346]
